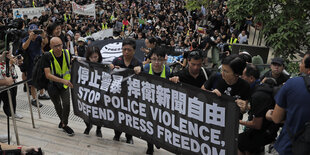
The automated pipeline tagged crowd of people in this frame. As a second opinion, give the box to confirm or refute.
[0,0,309,155]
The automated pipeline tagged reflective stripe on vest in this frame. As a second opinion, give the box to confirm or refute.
[149,64,166,78]
[102,23,108,30]
[230,38,238,44]
[49,49,71,89]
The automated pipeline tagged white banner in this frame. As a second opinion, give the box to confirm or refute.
[85,29,113,41]
[12,7,45,19]
[72,2,95,18]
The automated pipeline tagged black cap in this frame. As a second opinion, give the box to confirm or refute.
[271,57,284,66]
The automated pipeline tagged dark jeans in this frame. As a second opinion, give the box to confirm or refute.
[48,85,70,125]
[0,86,17,117]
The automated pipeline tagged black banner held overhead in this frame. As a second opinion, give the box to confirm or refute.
[71,60,239,155]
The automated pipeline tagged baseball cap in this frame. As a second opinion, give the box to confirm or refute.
[271,57,284,66]
[29,24,38,31]
[147,20,152,24]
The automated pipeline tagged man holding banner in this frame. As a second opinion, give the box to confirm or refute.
[143,46,171,154]
[109,38,142,144]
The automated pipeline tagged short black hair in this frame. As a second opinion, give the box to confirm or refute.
[122,38,136,49]
[264,77,277,87]
[305,51,310,68]
[150,46,166,58]
[245,64,260,80]
[47,22,61,36]
[222,54,246,75]
[147,37,157,45]
[239,52,252,63]
[188,50,203,61]
[85,46,102,63]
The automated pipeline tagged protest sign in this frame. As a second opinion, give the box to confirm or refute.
[85,29,113,41]
[71,60,239,155]
[72,2,95,18]
[13,7,45,19]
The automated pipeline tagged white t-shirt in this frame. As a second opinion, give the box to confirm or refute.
[238,34,247,44]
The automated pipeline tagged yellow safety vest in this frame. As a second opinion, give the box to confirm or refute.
[230,37,238,44]
[149,64,166,78]
[49,49,71,89]
[229,37,238,50]
[102,23,108,30]
[64,14,71,23]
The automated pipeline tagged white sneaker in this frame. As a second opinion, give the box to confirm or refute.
[15,113,23,119]
[0,134,8,143]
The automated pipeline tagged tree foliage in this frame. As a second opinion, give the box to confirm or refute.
[227,0,310,59]
[185,0,211,11]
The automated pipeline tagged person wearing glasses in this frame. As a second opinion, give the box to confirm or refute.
[109,38,143,144]
[41,37,74,136]
[202,54,250,119]
[169,50,211,88]
[143,46,170,154]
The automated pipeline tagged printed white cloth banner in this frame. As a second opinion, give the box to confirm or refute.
[85,29,113,41]
[72,2,96,18]
[13,7,45,19]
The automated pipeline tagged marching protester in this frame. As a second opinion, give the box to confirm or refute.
[109,38,142,144]
[266,52,310,155]
[202,54,250,116]
[143,46,171,155]
[22,24,50,108]
[260,57,290,86]
[238,64,279,154]
[42,37,74,136]
[83,46,103,137]
[169,50,212,88]
[141,37,158,65]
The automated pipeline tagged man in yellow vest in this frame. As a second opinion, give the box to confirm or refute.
[43,37,74,136]
[143,46,170,154]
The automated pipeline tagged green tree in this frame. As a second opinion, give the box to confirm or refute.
[185,0,211,11]
[226,0,310,60]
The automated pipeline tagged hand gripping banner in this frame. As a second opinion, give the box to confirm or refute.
[71,60,239,155]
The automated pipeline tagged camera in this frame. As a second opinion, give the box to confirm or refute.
[33,30,43,35]
[17,55,22,60]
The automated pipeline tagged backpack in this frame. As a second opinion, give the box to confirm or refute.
[287,75,310,155]
[32,52,52,90]
[32,50,71,90]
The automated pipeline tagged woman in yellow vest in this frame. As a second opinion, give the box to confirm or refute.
[143,46,171,154]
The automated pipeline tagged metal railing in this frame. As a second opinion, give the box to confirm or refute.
[0,79,41,145]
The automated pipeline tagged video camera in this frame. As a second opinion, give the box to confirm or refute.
[0,19,24,43]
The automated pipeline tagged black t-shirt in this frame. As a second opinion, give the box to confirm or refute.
[171,67,211,88]
[204,72,251,100]
[112,56,142,69]
[247,83,279,134]
[41,50,72,72]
